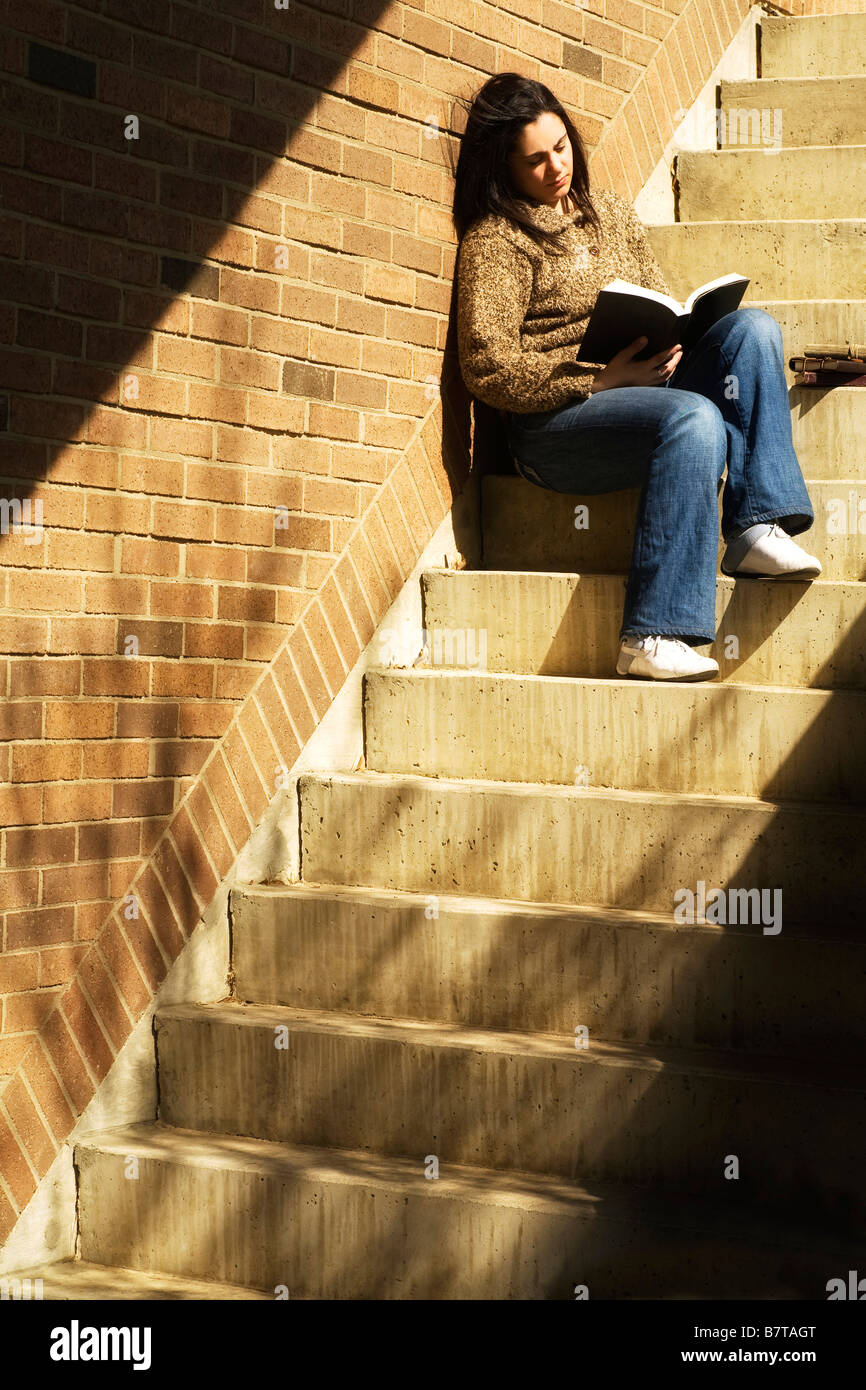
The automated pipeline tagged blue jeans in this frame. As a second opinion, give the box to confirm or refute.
[502,308,815,644]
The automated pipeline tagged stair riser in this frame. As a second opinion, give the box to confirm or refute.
[720,77,866,147]
[786,386,866,482]
[421,571,866,689]
[677,148,866,222]
[482,479,866,581]
[299,774,866,924]
[231,888,866,1057]
[647,222,866,302]
[364,671,866,803]
[760,15,866,80]
[72,1144,853,1298]
[154,1011,866,1228]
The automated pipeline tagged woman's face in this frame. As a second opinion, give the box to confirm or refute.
[507,112,573,206]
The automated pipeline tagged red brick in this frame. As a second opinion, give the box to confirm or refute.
[362,505,403,601]
[220,723,270,825]
[0,786,43,831]
[77,947,132,1052]
[186,775,235,880]
[151,832,202,937]
[282,627,331,723]
[201,748,251,852]
[2,1075,56,1173]
[61,979,114,1084]
[272,646,317,745]
[98,917,150,1018]
[0,952,39,993]
[132,863,186,965]
[320,573,362,672]
[303,599,349,696]
[0,1111,37,1211]
[335,550,376,649]
[5,905,71,951]
[39,944,88,988]
[0,1182,18,1244]
[20,1040,76,1143]
[180,623,243,662]
[9,660,80,699]
[117,906,168,994]
[3,824,74,871]
[167,803,218,907]
[3,990,58,1031]
[42,1001,97,1112]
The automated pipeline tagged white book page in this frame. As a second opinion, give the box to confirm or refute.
[683,272,748,313]
[600,279,685,315]
[601,274,747,316]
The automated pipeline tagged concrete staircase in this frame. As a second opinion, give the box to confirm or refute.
[12,12,866,1299]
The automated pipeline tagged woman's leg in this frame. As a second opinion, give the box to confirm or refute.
[503,387,727,643]
[665,306,815,542]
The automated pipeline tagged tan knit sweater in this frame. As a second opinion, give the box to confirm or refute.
[456,188,672,414]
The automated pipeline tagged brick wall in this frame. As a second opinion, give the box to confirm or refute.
[0,0,856,1246]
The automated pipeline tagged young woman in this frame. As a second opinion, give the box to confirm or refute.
[454,74,820,681]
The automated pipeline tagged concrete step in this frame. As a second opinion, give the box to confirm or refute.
[419,569,866,690]
[786,388,866,480]
[720,75,866,148]
[298,770,865,925]
[364,668,866,804]
[761,302,866,406]
[677,146,866,222]
[73,1122,866,1298]
[480,477,866,583]
[646,219,866,302]
[760,13,866,79]
[153,1001,866,1229]
[230,881,866,1058]
[0,1259,267,1299]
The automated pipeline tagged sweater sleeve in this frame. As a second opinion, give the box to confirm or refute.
[456,226,601,414]
[615,193,671,298]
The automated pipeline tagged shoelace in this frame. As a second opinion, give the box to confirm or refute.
[639,636,694,657]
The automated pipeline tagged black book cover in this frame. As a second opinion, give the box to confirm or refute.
[577,274,750,364]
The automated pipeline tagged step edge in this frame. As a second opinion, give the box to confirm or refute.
[71,1121,866,1252]
[153,999,866,1094]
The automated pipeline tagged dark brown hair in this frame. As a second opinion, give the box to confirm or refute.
[451,72,601,253]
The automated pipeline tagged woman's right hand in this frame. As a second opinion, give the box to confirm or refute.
[590,336,682,392]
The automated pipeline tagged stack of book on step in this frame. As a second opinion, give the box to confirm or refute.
[789,345,866,387]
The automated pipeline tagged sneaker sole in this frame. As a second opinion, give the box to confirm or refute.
[720,563,821,580]
[616,663,719,682]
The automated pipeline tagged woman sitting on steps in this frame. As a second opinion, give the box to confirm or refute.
[453,73,821,682]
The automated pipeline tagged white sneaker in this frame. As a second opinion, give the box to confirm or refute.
[721,522,822,579]
[616,635,719,681]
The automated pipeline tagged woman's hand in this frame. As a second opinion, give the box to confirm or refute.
[590,336,683,392]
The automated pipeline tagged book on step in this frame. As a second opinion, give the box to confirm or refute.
[803,343,866,360]
[794,370,866,388]
[576,273,750,364]
[789,355,866,373]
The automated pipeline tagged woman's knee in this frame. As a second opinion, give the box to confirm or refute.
[663,390,727,462]
[727,306,783,346]
[653,389,728,480]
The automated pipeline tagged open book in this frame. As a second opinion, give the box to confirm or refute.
[576,273,750,365]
